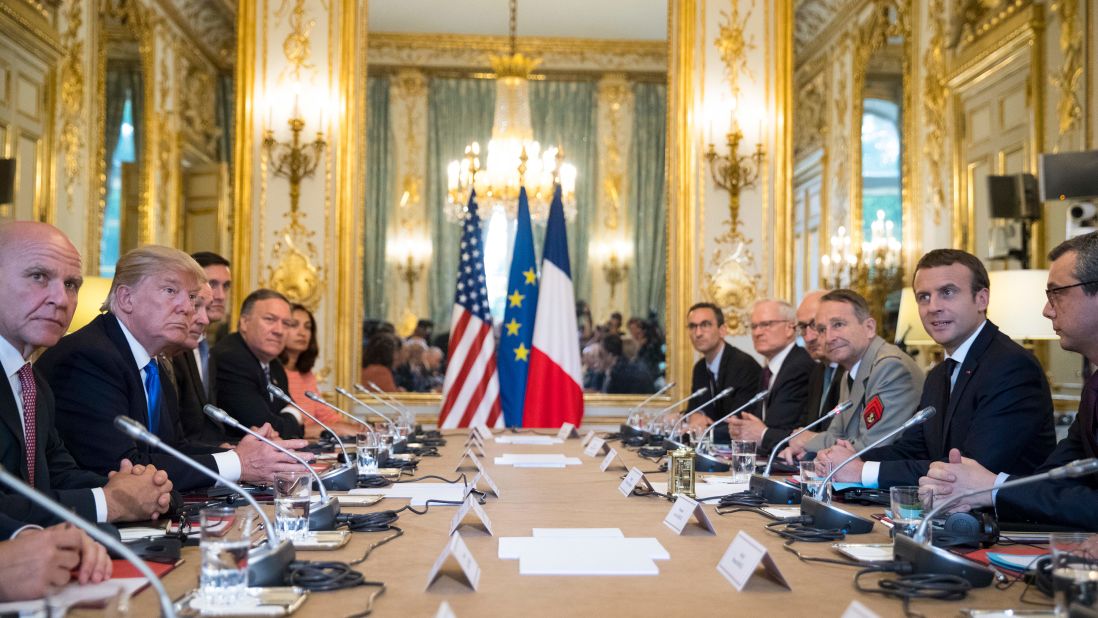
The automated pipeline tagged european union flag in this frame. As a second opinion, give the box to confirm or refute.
[498,188,539,427]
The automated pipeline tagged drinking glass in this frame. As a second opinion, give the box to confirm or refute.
[889,486,931,539]
[1050,532,1098,617]
[273,471,312,542]
[729,440,757,483]
[799,459,831,501]
[356,431,382,475]
[198,506,255,607]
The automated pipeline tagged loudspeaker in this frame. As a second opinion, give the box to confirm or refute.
[1040,150,1098,201]
[0,159,14,205]
[988,173,1040,220]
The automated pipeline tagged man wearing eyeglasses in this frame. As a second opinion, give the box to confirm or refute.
[796,290,842,427]
[685,302,761,444]
[817,249,1055,489]
[920,233,1098,530]
[778,289,923,463]
[728,299,814,455]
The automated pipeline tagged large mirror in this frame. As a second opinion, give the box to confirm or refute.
[361,2,670,400]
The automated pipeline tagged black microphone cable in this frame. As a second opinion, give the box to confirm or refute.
[764,518,847,543]
[713,491,768,508]
[853,567,972,618]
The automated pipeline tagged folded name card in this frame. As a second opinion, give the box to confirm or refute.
[556,422,580,440]
[662,495,715,535]
[469,468,501,499]
[716,531,790,592]
[426,533,481,592]
[450,495,494,536]
[584,436,609,457]
[581,430,596,446]
[599,448,627,472]
[455,450,481,472]
[619,467,654,497]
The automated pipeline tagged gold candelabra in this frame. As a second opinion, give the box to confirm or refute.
[602,252,629,300]
[821,213,904,340]
[263,117,326,214]
[395,253,426,302]
[705,123,765,234]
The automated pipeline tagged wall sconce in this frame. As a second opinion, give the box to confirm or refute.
[591,239,633,300]
[705,116,765,235]
[387,233,433,303]
[263,90,326,214]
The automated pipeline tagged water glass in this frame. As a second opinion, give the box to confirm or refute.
[889,486,931,539]
[356,430,382,475]
[799,459,831,501]
[729,440,758,483]
[274,471,312,542]
[1050,532,1098,616]
[199,506,255,606]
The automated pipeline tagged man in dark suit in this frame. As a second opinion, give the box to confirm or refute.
[796,290,843,428]
[37,246,310,492]
[168,283,230,445]
[728,299,814,455]
[212,289,304,439]
[921,233,1098,530]
[0,221,172,528]
[685,302,762,444]
[601,334,656,394]
[819,249,1055,488]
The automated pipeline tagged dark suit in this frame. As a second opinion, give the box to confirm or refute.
[690,341,762,443]
[36,313,219,491]
[802,361,843,429]
[0,365,105,527]
[995,370,1098,530]
[170,350,229,445]
[862,321,1056,488]
[211,333,303,439]
[756,344,815,455]
[605,358,656,395]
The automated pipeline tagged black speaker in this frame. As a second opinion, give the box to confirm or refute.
[1040,149,1098,201]
[0,159,14,205]
[988,173,1040,220]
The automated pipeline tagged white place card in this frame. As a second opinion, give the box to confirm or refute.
[473,422,493,441]
[556,422,580,440]
[435,601,457,618]
[619,467,654,497]
[464,432,484,449]
[599,448,627,472]
[841,601,882,618]
[662,495,716,535]
[716,531,790,592]
[455,450,481,472]
[581,430,596,446]
[469,464,501,498]
[449,495,494,536]
[583,436,609,457]
[425,533,481,591]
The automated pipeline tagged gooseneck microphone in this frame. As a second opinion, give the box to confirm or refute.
[667,387,733,440]
[800,405,937,534]
[113,416,294,587]
[336,386,397,432]
[623,381,677,433]
[689,390,769,473]
[267,384,356,491]
[364,381,413,418]
[357,383,410,427]
[748,400,854,505]
[893,457,1098,587]
[305,390,375,435]
[0,467,177,617]
[203,405,341,530]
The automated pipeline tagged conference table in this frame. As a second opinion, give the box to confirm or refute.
[116,429,1040,617]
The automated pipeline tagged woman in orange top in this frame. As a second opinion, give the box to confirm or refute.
[360,333,401,392]
[281,304,360,438]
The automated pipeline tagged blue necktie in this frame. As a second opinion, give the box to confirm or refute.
[145,360,161,433]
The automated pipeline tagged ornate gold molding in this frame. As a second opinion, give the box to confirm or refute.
[58,0,84,210]
[952,0,1030,50]
[923,0,947,225]
[1049,0,1082,148]
[597,73,631,231]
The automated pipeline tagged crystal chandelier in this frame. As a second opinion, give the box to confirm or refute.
[445,0,576,222]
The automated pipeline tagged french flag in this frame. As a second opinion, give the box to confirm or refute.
[523,184,584,428]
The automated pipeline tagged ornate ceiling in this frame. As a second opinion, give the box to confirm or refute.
[794,0,857,59]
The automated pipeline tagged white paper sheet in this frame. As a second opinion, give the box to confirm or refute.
[498,537,670,560]
[494,435,563,445]
[648,481,748,499]
[494,454,582,466]
[531,528,624,538]
[348,482,466,506]
[498,536,670,575]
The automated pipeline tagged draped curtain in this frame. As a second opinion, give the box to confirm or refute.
[426,78,496,327]
[363,76,392,320]
[104,60,143,166]
[216,73,234,165]
[529,80,597,305]
[628,81,667,321]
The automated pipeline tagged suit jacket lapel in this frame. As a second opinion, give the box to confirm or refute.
[846,338,881,435]
[101,313,150,428]
[942,323,996,442]
[0,375,28,480]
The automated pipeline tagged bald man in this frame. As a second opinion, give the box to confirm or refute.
[797,290,843,429]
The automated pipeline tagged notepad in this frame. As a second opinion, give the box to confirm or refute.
[494,435,563,445]
[648,481,747,499]
[499,534,670,575]
[349,483,466,506]
[494,454,582,466]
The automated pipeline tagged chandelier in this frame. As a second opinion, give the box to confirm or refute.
[445,0,576,222]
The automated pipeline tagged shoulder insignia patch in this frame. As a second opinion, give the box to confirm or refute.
[863,395,884,430]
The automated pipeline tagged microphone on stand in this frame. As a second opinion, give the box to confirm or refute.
[622,381,676,437]
[894,457,1098,587]
[359,382,409,423]
[113,416,294,588]
[335,386,397,432]
[267,384,356,491]
[337,386,407,454]
[800,405,937,534]
[748,400,854,505]
[364,381,413,417]
[305,390,388,469]
[203,405,341,530]
[690,390,769,472]
[664,387,734,444]
[0,467,178,617]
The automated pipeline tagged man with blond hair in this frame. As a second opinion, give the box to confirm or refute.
[38,245,312,491]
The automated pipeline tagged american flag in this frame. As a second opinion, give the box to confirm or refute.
[438,190,503,428]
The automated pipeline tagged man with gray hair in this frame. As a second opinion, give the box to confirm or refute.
[37,246,311,491]
[728,299,814,455]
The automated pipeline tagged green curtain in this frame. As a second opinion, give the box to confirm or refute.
[628,81,667,322]
[426,78,496,327]
[363,76,392,320]
[216,73,234,165]
[529,80,597,305]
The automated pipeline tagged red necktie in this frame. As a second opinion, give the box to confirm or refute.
[17,363,36,486]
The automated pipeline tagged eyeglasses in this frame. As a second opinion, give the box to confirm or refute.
[1045,280,1098,305]
[749,319,792,331]
[795,320,815,334]
[687,320,717,332]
